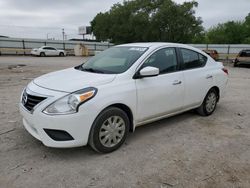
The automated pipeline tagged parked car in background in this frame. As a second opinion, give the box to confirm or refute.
[20,43,228,153]
[202,49,219,60]
[31,46,66,57]
[234,50,250,67]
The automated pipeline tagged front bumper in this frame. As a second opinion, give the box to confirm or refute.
[19,82,98,148]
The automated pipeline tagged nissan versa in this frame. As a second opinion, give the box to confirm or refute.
[19,43,228,153]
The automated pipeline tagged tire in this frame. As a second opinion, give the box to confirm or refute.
[40,52,45,57]
[89,107,129,153]
[196,88,218,116]
[234,59,239,67]
[59,52,64,57]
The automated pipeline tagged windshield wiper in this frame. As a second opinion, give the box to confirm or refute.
[82,67,104,73]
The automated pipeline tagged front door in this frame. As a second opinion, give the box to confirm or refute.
[136,47,184,123]
[48,47,58,56]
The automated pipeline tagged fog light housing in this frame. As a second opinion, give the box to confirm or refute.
[44,129,74,141]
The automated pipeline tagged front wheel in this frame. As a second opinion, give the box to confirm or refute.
[196,88,218,116]
[89,107,129,153]
[59,52,64,57]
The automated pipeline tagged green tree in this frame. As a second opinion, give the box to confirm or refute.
[91,12,111,41]
[150,1,203,43]
[242,13,250,43]
[206,21,244,44]
[205,13,250,44]
[91,0,203,44]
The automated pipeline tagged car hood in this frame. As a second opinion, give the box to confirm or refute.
[33,68,116,92]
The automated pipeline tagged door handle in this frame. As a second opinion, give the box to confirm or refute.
[206,75,213,79]
[173,80,182,85]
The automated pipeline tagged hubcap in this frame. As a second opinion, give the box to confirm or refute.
[206,92,217,113]
[99,116,125,148]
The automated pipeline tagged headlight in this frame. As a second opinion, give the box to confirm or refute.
[43,87,97,115]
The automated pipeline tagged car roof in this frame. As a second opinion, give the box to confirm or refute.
[241,49,250,52]
[41,46,55,48]
[116,42,192,48]
[116,42,207,56]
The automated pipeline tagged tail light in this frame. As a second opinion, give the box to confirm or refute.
[222,68,228,75]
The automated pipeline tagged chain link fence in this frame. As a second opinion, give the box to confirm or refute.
[0,37,250,59]
[190,44,250,61]
[0,37,113,55]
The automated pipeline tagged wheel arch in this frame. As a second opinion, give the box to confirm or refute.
[209,86,220,102]
[103,103,134,133]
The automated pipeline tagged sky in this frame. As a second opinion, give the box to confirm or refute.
[0,0,249,39]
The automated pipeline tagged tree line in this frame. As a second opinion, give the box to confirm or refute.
[90,0,250,44]
[201,14,250,44]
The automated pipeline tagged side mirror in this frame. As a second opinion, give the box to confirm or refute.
[135,66,159,79]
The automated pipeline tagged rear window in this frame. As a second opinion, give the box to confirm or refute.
[180,48,207,70]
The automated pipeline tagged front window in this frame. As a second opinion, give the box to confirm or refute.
[142,48,178,74]
[80,46,148,74]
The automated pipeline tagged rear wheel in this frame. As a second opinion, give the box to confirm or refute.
[40,52,45,57]
[89,107,129,153]
[196,88,218,116]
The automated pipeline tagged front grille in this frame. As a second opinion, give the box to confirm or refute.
[22,90,47,111]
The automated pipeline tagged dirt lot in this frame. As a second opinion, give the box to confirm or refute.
[0,56,250,188]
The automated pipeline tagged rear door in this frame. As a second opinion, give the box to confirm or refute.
[48,47,58,56]
[178,48,213,109]
[136,47,184,123]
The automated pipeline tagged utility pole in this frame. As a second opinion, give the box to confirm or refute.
[62,28,65,50]
[62,28,65,41]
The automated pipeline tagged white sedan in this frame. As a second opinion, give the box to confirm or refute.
[31,46,66,57]
[20,43,228,153]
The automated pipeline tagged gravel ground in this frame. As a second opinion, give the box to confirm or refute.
[0,56,250,188]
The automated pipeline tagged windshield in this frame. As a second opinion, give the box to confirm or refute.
[80,46,148,74]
